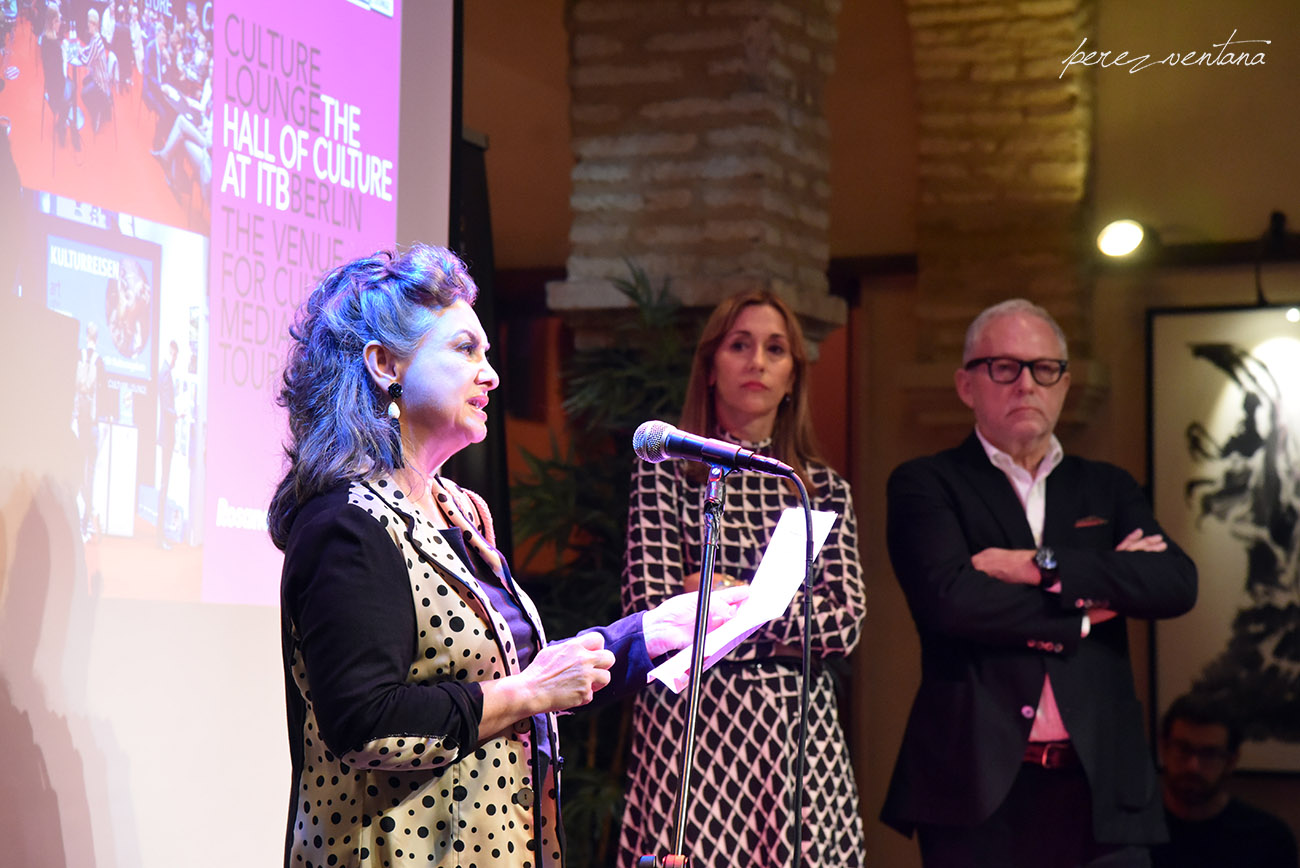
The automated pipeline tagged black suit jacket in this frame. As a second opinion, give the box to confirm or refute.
[881,433,1197,844]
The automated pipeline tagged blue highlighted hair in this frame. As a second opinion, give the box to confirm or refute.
[267,243,477,550]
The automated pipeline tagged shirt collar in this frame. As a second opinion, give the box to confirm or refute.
[974,427,1063,483]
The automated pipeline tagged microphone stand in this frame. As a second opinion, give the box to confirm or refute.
[638,463,728,868]
[639,466,817,868]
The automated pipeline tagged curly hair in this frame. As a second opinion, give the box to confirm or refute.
[267,244,478,549]
[678,290,825,492]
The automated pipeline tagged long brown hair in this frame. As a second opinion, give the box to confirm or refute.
[678,291,824,492]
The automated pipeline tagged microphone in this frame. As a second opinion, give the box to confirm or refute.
[632,420,794,477]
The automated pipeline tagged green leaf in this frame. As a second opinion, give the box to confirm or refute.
[508,261,694,866]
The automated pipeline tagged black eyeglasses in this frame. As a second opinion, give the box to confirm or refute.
[965,357,1068,386]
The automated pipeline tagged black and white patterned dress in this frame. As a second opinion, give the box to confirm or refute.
[618,435,867,868]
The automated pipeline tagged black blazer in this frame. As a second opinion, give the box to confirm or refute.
[881,433,1197,844]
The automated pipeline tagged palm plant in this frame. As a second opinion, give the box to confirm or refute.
[511,263,692,867]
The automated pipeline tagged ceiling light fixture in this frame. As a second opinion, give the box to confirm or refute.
[1096,219,1150,257]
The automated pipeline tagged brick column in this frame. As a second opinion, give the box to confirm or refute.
[903,0,1105,430]
[549,0,846,351]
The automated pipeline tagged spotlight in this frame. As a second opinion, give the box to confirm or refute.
[1097,219,1147,257]
[1286,308,1299,323]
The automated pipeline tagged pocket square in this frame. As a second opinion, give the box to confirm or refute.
[1074,516,1108,528]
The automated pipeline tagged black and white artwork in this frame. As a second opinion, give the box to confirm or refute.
[1149,305,1300,771]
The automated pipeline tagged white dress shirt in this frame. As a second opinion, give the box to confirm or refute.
[975,428,1074,743]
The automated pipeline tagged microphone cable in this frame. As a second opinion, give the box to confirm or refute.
[789,474,814,868]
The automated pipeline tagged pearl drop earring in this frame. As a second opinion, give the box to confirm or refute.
[387,382,403,420]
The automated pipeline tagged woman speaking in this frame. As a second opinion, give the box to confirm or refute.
[268,244,744,868]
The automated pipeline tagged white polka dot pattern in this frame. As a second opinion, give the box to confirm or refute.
[283,476,562,867]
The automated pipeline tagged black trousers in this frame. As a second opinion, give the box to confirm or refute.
[916,762,1152,868]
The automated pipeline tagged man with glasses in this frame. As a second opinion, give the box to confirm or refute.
[1152,693,1297,868]
[881,298,1198,867]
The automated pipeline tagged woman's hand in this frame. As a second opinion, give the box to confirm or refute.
[643,585,750,657]
[478,633,615,737]
[522,632,616,712]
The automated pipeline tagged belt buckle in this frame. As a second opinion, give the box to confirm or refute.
[1031,741,1072,769]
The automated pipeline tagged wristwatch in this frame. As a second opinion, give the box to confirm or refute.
[1034,546,1058,587]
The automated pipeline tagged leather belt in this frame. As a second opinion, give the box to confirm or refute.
[1023,741,1079,770]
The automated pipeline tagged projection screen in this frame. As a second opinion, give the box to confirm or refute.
[0,1,456,864]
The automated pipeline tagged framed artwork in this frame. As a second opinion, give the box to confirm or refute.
[1148,304,1300,772]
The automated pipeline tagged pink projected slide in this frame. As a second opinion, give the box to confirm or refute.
[0,0,403,607]
[205,0,403,604]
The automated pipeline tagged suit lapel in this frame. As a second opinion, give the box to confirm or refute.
[952,433,1037,549]
[1041,457,1077,546]
[366,477,552,656]
[365,479,496,608]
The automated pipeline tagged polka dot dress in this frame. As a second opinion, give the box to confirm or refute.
[617,440,867,868]
[280,477,563,867]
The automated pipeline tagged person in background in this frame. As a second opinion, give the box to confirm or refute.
[39,2,81,156]
[129,5,143,77]
[0,0,19,85]
[1152,693,1298,868]
[150,54,211,207]
[268,244,747,868]
[151,104,210,206]
[97,1,114,78]
[74,320,104,540]
[77,8,111,132]
[140,22,170,146]
[110,1,134,91]
[619,290,867,868]
[156,339,177,548]
[881,298,1198,867]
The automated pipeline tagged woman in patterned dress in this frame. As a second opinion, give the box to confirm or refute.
[268,244,746,868]
[619,290,867,868]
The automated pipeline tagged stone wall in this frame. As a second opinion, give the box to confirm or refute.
[907,0,1097,362]
[899,0,1105,432]
[550,0,847,349]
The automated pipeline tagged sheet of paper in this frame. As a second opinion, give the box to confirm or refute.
[648,507,839,693]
